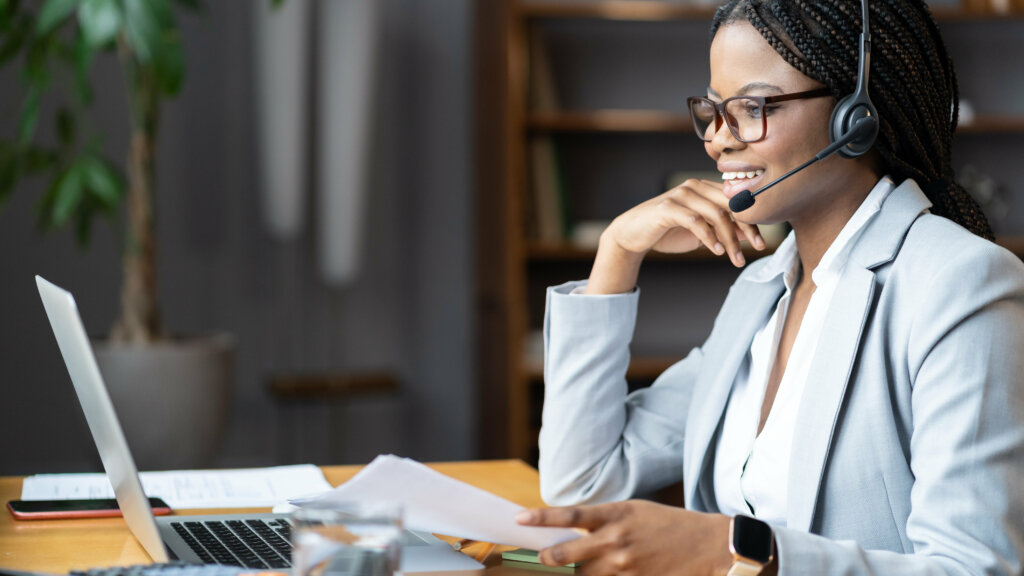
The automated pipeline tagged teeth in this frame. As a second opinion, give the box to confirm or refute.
[722,169,764,182]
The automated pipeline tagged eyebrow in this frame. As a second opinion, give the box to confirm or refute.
[707,82,786,99]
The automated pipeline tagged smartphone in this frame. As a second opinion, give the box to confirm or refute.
[6,497,171,520]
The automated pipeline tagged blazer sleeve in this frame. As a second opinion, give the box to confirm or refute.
[775,243,1024,576]
[538,280,697,506]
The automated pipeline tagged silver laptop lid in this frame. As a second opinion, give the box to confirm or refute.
[36,275,169,562]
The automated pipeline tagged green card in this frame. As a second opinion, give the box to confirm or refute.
[501,548,579,571]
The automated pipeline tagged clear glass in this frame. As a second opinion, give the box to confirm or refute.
[291,501,403,576]
[687,88,831,143]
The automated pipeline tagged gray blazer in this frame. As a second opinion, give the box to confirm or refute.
[539,180,1024,575]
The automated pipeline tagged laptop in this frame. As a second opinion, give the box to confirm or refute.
[35,275,482,571]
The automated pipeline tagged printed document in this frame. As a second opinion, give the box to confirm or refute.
[21,464,332,509]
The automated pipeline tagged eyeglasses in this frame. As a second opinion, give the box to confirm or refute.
[687,88,832,143]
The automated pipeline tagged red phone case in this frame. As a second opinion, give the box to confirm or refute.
[6,500,172,520]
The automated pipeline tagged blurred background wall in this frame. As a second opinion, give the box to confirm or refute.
[0,0,475,474]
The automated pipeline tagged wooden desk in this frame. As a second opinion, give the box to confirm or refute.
[0,460,556,575]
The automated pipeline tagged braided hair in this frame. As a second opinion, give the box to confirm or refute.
[710,0,994,240]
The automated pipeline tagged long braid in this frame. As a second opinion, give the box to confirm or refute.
[710,0,994,240]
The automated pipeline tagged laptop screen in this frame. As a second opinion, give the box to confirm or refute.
[36,276,170,562]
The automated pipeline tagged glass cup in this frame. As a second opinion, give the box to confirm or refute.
[291,501,403,576]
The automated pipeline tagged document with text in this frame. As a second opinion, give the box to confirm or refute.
[20,464,333,509]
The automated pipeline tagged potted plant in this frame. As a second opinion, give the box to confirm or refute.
[0,0,233,469]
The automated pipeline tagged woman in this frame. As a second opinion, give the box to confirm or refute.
[515,0,1024,574]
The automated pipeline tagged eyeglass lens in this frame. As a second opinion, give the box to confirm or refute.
[689,98,767,143]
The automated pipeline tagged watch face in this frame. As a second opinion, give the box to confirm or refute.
[733,515,773,564]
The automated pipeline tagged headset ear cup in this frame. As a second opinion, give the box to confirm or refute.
[830,95,879,158]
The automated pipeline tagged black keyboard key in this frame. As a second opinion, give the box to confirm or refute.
[171,523,216,563]
[185,523,243,566]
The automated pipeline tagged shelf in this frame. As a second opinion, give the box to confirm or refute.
[528,110,1024,135]
[525,354,683,380]
[528,110,692,133]
[527,241,775,262]
[518,1,1024,21]
[519,1,717,21]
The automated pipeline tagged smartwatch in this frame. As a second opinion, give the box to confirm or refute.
[728,514,774,576]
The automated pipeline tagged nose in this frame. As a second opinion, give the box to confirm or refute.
[705,115,746,158]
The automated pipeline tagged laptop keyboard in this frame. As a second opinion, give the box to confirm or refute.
[170,519,292,569]
[70,564,263,576]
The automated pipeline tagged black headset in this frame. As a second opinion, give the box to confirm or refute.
[829,0,879,158]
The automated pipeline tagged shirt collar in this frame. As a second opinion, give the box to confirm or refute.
[748,231,798,285]
[745,176,896,287]
[811,175,895,287]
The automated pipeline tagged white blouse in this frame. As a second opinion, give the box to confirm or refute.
[712,176,895,526]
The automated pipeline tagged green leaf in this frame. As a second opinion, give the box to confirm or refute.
[0,14,29,66]
[48,160,85,228]
[271,0,285,10]
[35,0,78,37]
[18,85,41,146]
[174,0,199,11]
[80,154,122,208]
[56,106,75,147]
[73,30,94,104]
[78,0,122,48]
[124,0,183,95]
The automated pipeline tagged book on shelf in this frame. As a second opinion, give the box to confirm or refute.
[527,25,570,242]
[529,136,567,242]
[529,26,560,113]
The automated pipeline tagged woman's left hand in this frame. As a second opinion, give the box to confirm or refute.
[515,500,733,576]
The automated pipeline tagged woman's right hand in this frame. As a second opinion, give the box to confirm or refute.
[586,179,765,295]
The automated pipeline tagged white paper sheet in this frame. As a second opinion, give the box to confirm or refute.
[21,464,333,509]
[290,455,581,551]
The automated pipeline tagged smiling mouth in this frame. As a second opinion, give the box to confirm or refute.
[721,169,764,183]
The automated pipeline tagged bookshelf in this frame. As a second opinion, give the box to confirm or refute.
[475,0,1024,463]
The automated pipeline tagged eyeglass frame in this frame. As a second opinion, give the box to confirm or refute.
[687,87,833,143]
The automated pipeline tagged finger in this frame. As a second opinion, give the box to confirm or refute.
[727,216,764,250]
[670,186,746,267]
[689,180,766,250]
[650,198,725,256]
[543,529,635,575]
[732,222,765,251]
[516,505,610,531]
[742,223,767,250]
[538,536,597,567]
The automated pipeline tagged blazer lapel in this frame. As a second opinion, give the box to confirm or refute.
[786,264,876,531]
[785,179,931,531]
[684,274,785,509]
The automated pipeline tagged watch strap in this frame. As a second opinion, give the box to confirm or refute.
[727,559,764,576]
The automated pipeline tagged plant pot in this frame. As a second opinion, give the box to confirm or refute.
[93,334,234,471]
